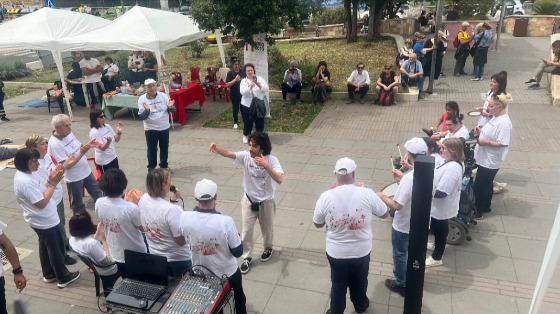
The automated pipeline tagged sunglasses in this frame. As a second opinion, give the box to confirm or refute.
[384,67,391,70]
[357,67,364,70]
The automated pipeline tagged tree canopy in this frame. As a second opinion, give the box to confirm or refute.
[190,0,310,44]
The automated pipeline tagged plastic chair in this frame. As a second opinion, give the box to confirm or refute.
[67,157,102,209]
[217,67,230,102]
[46,80,69,114]
[203,67,219,101]
[189,66,201,83]
[74,252,118,297]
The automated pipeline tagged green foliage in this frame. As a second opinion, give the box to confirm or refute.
[445,0,495,20]
[110,51,131,84]
[533,0,560,15]
[187,39,209,58]
[3,87,29,100]
[213,44,244,69]
[383,0,408,19]
[190,0,310,45]
[311,6,346,26]
[0,61,32,81]
[267,45,289,88]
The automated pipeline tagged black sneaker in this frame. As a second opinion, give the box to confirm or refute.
[474,213,484,220]
[529,83,540,89]
[57,271,80,288]
[1,116,10,121]
[525,78,536,85]
[418,92,425,100]
[240,258,252,274]
[64,255,77,265]
[385,279,405,297]
[439,72,446,78]
[0,138,13,145]
[261,247,273,262]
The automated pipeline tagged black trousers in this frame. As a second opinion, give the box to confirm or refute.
[228,268,247,314]
[347,84,369,99]
[474,165,499,214]
[86,81,106,106]
[281,82,302,100]
[98,157,120,175]
[231,98,241,124]
[0,277,6,314]
[430,217,448,260]
[145,129,170,170]
[32,225,71,281]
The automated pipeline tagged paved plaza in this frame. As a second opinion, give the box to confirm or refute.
[0,34,559,313]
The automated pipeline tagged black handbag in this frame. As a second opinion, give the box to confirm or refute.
[249,96,266,119]
[470,31,484,57]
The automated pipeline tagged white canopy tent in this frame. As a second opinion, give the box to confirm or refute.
[58,6,217,97]
[0,8,111,120]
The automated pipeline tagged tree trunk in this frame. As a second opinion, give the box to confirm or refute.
[350,0,358,42]
[345,0,353,42]
[371,0,388,41]
[366,0,376,42]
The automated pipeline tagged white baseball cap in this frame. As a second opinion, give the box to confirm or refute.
[144,78,157,85]
[405,137,428,155]
[334,157,357,175]
[194,179,217,201]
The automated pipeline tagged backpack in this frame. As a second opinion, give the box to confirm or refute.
[453,34,459,48]
[379,89,394,106]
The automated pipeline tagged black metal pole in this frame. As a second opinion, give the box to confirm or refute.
[427,0,444,94]
[403,155,434,314]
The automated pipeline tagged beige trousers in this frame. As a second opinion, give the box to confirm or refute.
[241,195,276,259]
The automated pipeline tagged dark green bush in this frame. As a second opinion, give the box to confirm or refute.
[268,45,288,88]
[187,39,209,58]
[533,0,560,15]
[213,44,244,69]
[0,61,32,81]
[310,6,346,26]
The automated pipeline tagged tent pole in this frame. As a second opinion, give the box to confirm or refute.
[215,29,226,68]
[51,50,73,121]
[156,50,174,129]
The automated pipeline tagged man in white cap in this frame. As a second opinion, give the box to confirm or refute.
[313,157,388,314]
[209,131,283,275]
[179,179,246,314]
[377,137,428,297]
[138,78,176,172]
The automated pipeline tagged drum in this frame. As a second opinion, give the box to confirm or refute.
[381,182,399,218]
[467,110,481,117]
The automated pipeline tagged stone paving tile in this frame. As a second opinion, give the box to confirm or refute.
[507,237,547,262]
[455,250,518,282]
[451,287,518,314]
[264,286,329,314]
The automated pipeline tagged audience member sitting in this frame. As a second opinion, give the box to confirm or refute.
[65,55,86,107]
[138,169,191,277]
[398,38,414,68]
[69,210,119,297]
[525,40,560,89]
[399,53,425,100]
[102,57,119,93]
[312,61,332,105]
[373,64,399,106]
[127,51,145,84]
[281,60,303,106]
[346,62,370,104]
[143,51,158,81]
[96,169,146,276]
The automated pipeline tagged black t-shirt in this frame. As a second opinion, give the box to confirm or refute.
[226,69,246,100]
[379,71,396,86]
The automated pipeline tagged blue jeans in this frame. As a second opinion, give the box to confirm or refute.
[401,75,424,91]
[391,228,409,287]
[67,172,102,212]
[144,128,170,170]
[326,253,370,314]
[167,260,192,278]
[473,64,486,79]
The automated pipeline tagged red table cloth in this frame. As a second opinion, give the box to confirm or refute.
[169,82,205,125]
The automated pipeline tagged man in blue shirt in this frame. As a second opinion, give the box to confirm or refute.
[399,53,425,100]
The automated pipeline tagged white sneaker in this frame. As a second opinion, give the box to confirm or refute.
[242,135,248,144]
[233,123,238,129]
[425,256,443,267]
[427,242,435,251]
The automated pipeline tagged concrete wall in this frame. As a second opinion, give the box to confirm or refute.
[440,21,498,51]
[504,15,560,37]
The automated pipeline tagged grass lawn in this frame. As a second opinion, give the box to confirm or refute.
[204,100,324,133]
[3,87,30,99]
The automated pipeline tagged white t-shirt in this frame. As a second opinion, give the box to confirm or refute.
[89,125,117,166]
[442,29,450,48]
[48,133,91,182]
[431,161,463,220]
[392,171,413,234]
[180,209,241,277]
[137,92,171,131]
[79,58,102,83]
[96,197,146,263]
[14,171,59,229]
[347,70,371,85]
[138,194,191,262]
[34,154,62,204]
[431,153,445,168]
[69,236,118,276]
[234,151,284,202]
[474,114,513,169]
[444,125,470,141]
[478,91,493,127]
[103,63,119,78]
[313,184,387,259]
[0,220,6,277]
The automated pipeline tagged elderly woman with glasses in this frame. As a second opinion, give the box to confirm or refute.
[426,137,464,268]
[89,109,123,174]
[473,94,513,219]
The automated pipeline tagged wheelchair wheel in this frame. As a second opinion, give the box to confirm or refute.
[447,219,467,245]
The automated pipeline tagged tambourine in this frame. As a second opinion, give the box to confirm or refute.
[467,110,481,117]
